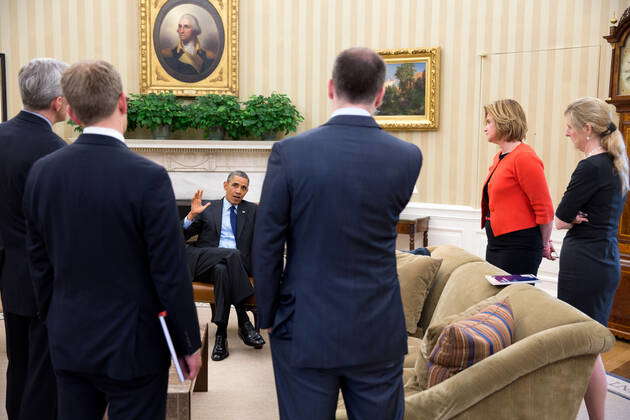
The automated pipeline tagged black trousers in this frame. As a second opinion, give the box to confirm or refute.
[4,312,57,420]
[55,369,169,420]
[270,336,404,420]
[186,246,253,325]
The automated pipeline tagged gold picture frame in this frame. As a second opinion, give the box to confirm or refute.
[139,0,238,96]
[375,48,440,130]
[0,53,7,122]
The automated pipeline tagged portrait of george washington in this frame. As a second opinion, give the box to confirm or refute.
[153,0,225,83]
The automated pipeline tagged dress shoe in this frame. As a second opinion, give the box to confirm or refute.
[211,334,229,361]
[238,321,265,349]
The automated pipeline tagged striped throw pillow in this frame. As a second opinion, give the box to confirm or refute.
[426,299,514,387]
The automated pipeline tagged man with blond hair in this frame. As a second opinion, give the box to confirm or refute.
[0,58,68,420]
[23,60,201,419]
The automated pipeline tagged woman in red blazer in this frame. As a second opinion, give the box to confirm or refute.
[481,99,555,275]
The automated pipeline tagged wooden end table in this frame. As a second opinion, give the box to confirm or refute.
[166,322,209,420]
[397,217,430,250]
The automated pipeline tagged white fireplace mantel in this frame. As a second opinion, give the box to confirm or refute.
[126,139,275,153]
[127,140,274,200]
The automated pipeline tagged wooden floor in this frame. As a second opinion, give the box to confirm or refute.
[603,338,630,378]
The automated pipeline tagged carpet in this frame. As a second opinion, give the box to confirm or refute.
[607,372,630,400]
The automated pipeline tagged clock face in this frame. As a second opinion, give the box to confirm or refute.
[619,42,630,95]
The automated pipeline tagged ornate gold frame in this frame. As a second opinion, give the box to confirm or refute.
[139,0,238,96]
[375,48,440,130]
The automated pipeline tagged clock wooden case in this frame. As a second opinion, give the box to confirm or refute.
[604,5,630,340]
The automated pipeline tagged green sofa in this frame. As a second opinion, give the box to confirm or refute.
[337,245,615,419]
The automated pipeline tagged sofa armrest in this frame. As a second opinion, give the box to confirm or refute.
[404,320,614,419]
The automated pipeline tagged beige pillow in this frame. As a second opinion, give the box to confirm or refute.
[396,251,442,335]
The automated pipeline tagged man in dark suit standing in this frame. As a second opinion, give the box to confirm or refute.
[253,47,422,420]
[23,60,201,420]
[183,171,265,361]
[0,58,69,420]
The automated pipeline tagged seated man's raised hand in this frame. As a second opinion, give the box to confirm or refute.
[187,189,211,221]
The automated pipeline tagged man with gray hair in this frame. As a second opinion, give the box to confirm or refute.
[0,58,68,420]
[182,171,265,361]
[161,13,215,75]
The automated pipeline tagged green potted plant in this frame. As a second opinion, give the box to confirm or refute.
[66,119,83,133]
[242,93,304,140]
[126,93,189,139]
[189,94,243,140]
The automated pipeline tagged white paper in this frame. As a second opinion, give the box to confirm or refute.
[159,314,185,383]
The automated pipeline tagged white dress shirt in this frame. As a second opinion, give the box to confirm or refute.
[22,109,53,129]
[83,126,126,143]
[330,107,371,118]
[218,198,238,249]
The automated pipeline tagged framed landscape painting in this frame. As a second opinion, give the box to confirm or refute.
[375,48,440,130]
[139,0,239,96]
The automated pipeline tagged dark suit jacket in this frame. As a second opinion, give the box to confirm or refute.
[23,133,200,380]
[0,111,66,316]
[253,115,422,369]
[183,199,257,274]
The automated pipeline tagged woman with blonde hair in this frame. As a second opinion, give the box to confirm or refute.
[481,99,555,275]
[555,96,629,420]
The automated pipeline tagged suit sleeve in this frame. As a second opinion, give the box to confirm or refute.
[555,160,598,223]
[253,143,291,329]
[142,167,201,356]
[513,152,554,225]
[16,136,65,198]
[23,163,54,321]
[182,216,203,241]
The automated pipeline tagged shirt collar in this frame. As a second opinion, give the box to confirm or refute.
[330,107,371,119]
[223,197,237,211]
[83,126,126,144]
[22,109,53,129]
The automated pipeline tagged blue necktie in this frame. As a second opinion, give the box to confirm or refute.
[230,205,237,238]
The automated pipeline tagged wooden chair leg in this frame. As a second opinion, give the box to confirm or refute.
[209,303,216,322]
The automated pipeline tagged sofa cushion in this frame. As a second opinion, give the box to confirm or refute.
[427,261,505,330]
[405,337,423,369]
[396,251,442,334]
[426,299,514,387]
[418,245,485,333]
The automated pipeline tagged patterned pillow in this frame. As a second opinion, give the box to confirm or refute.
[426,299,514,387]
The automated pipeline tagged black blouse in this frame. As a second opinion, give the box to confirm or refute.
[556,153,625,240]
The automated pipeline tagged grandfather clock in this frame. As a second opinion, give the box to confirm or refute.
[605,6,630,339]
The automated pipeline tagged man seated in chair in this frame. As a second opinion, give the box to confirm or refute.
[183,170,265,361]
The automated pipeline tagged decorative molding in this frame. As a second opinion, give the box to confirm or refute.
[128,140,273,172]
[127,139,274,152]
